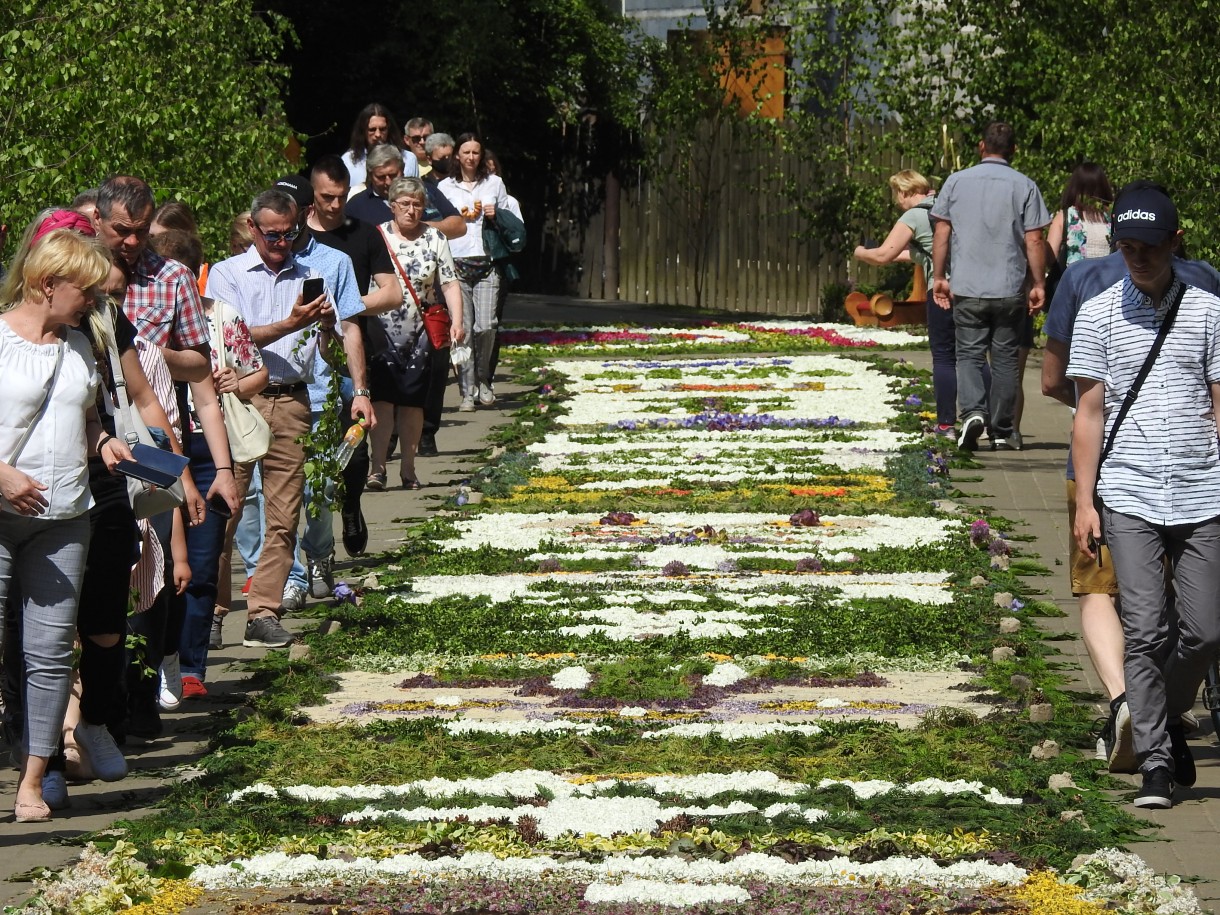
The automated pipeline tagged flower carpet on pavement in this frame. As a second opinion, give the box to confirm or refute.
[18,335,1201,914]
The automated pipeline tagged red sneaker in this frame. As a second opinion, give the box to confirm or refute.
[241,576,253,595]
[181,675,208,699]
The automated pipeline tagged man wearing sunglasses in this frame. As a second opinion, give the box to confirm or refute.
[405,117,433,177]
[207,188,364,650]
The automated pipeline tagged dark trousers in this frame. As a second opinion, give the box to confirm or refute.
[422,347,450,436]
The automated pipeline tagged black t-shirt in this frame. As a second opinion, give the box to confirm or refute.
[80,307,138,438]
[313,217,393,293]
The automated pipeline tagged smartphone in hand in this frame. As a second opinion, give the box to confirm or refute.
[208,493,232,519]
[302,277,325,302]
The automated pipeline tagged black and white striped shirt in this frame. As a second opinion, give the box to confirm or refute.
[1068,275,1220,525]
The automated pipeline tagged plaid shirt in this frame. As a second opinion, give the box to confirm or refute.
[122,248,209,350]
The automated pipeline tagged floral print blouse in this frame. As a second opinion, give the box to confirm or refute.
[208,300,263,376]
[184,299,263,434]
[377,224,458,349]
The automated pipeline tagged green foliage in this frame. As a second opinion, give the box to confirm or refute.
[634,2,777,307]
[775,0,896,254]
[0,0,294,260]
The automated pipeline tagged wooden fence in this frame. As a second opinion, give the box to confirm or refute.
[546,121,851,317]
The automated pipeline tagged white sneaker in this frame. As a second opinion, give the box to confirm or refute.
[158,653,182,711]
[477,384,496,406]
[308,553,335,600]
[282,582,308,614]
[459,395,476,412]
[73,721,128,782]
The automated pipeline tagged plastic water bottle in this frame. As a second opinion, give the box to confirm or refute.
[334,418,367,469]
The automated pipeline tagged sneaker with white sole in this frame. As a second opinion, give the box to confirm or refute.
[957,413,986,451]
[243,615,295,649]
[458,395,476,412]
[1106,695,1137,774]
[1134,766,1173,809]
[158,653,182,711]
[477,384,496,406]
[308,553,335,600]
[73,721,128,782]
[281,582,308,614]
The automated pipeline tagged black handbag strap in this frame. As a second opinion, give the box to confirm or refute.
[1099,280,1187,469]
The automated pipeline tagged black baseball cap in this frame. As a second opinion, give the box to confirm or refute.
[273,174,313,210]
[1112,184,1178,245]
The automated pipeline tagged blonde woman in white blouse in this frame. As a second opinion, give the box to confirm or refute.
[437,132,509,411]
[0,223,132,822]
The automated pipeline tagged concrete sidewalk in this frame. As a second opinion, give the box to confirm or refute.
[0,299,1216,910]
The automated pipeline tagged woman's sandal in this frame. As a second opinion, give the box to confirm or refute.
[15,799,51,823]
[366,472,387,492]
[401,478,423,491]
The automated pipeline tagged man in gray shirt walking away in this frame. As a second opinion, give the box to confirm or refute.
[931,122,1050,451]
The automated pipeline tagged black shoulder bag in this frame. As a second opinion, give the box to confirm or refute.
[1093,282,1187,548]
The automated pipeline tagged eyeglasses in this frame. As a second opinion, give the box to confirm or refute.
[255,226,300,245]
[407,133,429,143]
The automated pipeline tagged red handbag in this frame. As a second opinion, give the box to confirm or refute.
[423,303,452,351]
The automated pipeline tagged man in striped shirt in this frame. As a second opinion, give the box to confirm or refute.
[1068,183,1220,809]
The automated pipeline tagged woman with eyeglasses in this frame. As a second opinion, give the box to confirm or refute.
[367,177,464,490]
[437,132,510,411]
[0,216,128,822]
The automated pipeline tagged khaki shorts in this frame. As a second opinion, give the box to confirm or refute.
[1066,479,1119,596]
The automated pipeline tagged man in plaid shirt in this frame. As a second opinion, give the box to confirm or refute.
[93,176,211,382]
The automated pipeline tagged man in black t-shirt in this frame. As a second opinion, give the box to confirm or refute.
[308,155,402,554]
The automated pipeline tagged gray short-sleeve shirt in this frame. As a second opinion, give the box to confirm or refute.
[930,158,1050,299]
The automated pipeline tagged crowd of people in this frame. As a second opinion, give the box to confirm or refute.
[856,121,1220,811]
[0,104,523,821]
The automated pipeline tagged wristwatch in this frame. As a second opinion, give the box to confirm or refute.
[354,388,372,398]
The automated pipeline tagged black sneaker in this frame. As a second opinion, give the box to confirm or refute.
[992,432,1023,451]
[243,616,295,649]
[342,506,368,556]
[417,434,439,457]
[1168,723,1196,787]
[957,413,985,451]
[1106,694,1137,774]
[1134,766,1174,809]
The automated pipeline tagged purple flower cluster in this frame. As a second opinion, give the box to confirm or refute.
[969,519,991,548]
[615,411,857,432]
[988,538,1012,557]
[794,556,823,573]
[599,511,638,525]
[662,560,690,577]
[789,508,821,527]
[905,394,922,407]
